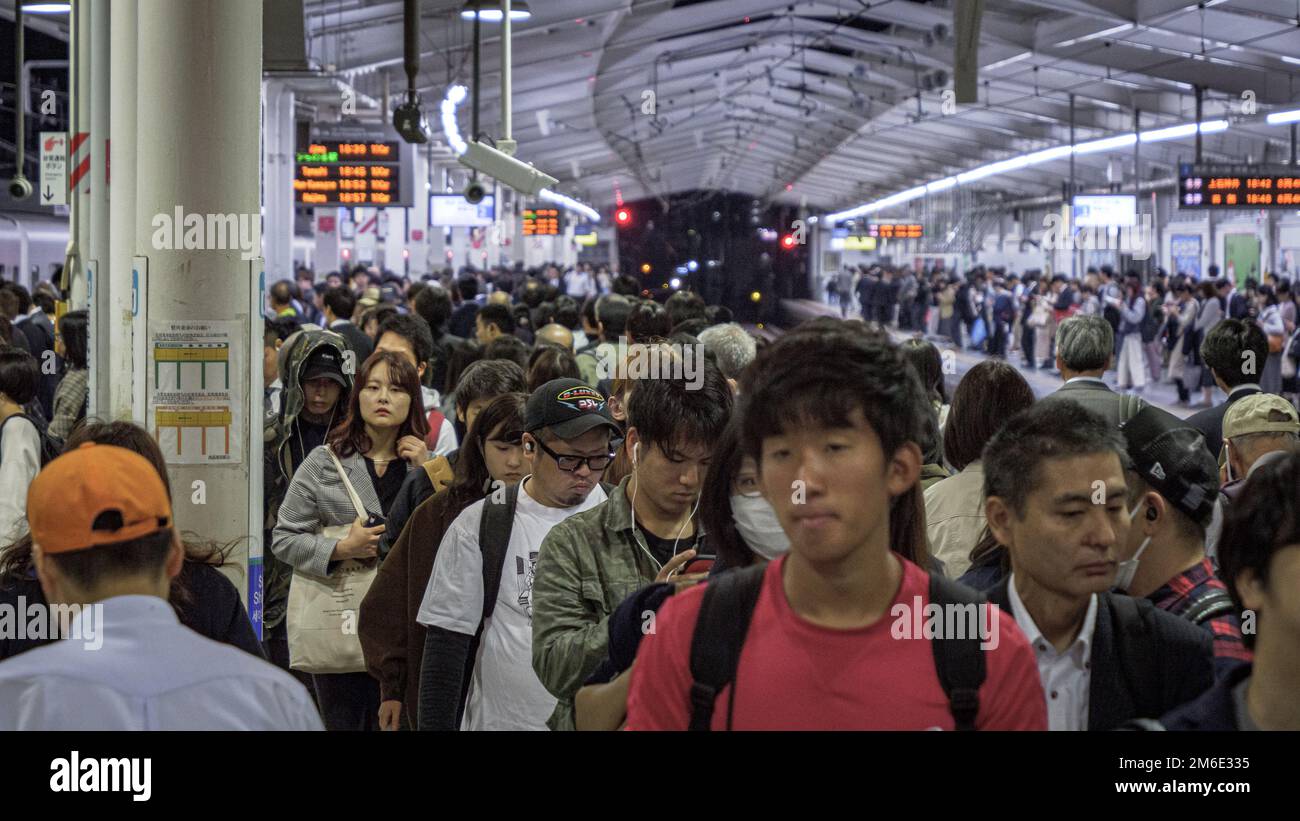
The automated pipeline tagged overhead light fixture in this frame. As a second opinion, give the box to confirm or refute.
[21,2,71,11]
[1267,108,1300,125]
[1074,133,1136,154]
[461,1,530,21]
[1282,56,1300,66]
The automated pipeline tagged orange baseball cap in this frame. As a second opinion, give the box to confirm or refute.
[27,443,173,555]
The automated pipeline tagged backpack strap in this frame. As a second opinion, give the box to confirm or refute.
[477,482,520,625]
[686,564,765,731]
[1181,587,1235,628]
[928,573,988,731]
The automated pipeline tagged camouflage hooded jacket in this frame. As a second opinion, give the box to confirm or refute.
[262,328,353,629]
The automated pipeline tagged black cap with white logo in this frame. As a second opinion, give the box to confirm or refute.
[525,378,620,440]
[300,346,349,388]
[1120,405,1219,527]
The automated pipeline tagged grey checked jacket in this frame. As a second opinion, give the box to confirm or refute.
[271,445,388,579]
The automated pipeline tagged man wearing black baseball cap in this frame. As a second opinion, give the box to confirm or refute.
[415,378,617,730]
[1118,405,1251,678]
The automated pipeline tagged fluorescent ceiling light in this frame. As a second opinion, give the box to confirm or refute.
[441,85,470,155]
[1267,109,1300,125]
[1074,133,1136,154]
[1282,56,1300,66]
[461,1,531,21]
[926,177,957,193]
[1198,120,1229,134]
[538,188,599,223]
[21,2,71,11]
[1140,123,1197,142]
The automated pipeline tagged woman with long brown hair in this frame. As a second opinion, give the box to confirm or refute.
[272,349,430,731]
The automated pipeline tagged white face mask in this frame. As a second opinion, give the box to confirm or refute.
[730,494,791,561]
[1114,502,1153,593]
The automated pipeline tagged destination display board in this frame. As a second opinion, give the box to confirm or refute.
[1179,163,1300,209]
[294,141,406,206]
[522,207,561,236]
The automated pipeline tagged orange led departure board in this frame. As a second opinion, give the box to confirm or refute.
[1179,164,1300,209]
[294,141,405,206]
[866,222,924,239]
[522,207,562,236]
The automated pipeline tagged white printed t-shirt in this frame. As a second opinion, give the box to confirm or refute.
[417,477,607,730]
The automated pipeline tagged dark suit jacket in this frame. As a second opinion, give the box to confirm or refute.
[19,313,57,418]
[1186,385,1261,461]
[447,302,480,340]
[330,320,374,364]
[988,581,1214,730]
[1040,379,1147,429]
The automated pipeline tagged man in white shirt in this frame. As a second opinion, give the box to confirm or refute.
[981,401,1215,730]
[0,443,322,730]
[416,379,619,730]
[564,266,596,300]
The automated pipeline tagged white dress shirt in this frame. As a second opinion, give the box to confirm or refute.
[1006,574,1097,731]
[0,595,323,730]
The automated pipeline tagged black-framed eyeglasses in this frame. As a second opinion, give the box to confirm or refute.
[532,437,615,472]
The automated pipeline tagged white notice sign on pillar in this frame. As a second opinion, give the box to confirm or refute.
[39,132,67,206]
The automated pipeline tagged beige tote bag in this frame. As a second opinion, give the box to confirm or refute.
[286,448,378,674]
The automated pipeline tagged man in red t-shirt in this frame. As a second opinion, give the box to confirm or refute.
[625,324,1047,730]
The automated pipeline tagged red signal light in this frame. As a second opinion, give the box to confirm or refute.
[781,234,797,249]
[615,208,631,225]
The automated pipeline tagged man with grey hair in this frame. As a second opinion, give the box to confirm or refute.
[1040,314,1146,428]
[698,323,757,392]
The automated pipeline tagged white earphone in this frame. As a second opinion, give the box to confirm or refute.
[632,441,640,468]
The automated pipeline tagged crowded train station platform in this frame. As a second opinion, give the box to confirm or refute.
[0,0,1296,801]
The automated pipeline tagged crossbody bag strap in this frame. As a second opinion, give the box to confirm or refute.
[323,447,369,520]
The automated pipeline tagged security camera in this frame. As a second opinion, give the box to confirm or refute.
[458,140,558,197]
[393,97,431,144]
[464,178,487,204]
[8,175,33,200]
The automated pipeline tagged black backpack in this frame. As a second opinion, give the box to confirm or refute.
[1,413,61,467]
[686,566,988,731]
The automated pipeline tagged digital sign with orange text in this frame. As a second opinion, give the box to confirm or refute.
[1179,164,1300,209]
[294,141,404,206]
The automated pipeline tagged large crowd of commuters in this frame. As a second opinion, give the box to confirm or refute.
[827,261,1300,407]
[0,256,1296,732]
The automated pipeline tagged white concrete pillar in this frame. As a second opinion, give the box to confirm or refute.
[108,0,139,422]
[314,208,342,275]
[383,207,407,274]
[135,0,262,608]
[87,0,111,416]
[262,79,295,283]
[68,0,92,309]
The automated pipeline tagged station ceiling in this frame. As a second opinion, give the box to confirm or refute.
[10,0,1300,212]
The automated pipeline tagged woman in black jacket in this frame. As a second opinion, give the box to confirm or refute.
[0,420,261,662]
